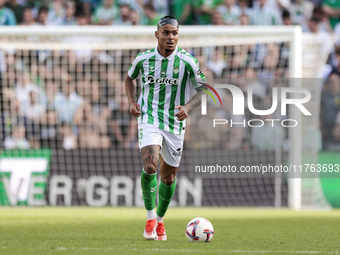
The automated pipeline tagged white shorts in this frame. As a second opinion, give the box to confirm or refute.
[138,123,185,167]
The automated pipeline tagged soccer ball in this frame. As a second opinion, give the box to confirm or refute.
[185,217,214,242]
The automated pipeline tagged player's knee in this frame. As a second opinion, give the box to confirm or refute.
[162,175,175,186]
[144,164,157,174]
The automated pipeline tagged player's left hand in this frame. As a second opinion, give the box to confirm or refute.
[175,105,189,121]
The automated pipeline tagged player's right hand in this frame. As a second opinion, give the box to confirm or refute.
[130,102,141,118]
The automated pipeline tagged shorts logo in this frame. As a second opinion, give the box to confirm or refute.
[145,75,180,85]
[172,148,182,157]
[150,187,156,192]
[139,128,143,140]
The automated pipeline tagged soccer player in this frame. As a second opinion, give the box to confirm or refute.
[125,15,207,241]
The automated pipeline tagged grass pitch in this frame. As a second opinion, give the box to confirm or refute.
[0,208,339,255]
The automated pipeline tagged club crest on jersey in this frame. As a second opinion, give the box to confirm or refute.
[149,66,155,71]
[173,67,179,74]
[145,75,180,85]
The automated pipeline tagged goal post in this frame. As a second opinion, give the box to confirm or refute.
[0,26,329,209]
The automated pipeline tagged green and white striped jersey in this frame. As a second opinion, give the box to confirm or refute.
[128,46,206,135]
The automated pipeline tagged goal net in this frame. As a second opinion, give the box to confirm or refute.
[0,26,331,209]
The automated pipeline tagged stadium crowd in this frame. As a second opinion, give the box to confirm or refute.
[0,0,340,151]
[0,0,338,29]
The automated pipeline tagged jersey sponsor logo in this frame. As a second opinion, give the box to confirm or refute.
[145,75,180,85]
[172,148,182,157]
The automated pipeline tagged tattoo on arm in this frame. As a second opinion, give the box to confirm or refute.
[186,90,205,111]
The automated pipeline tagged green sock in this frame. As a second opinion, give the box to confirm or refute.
[141,169,157,210]
[157,178,176,217]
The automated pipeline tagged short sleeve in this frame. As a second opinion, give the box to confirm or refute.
[128,56,143,79]
[188,59,207,89]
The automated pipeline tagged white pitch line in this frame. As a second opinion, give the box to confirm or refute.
[1,246,338,254]
[132,248,339,254]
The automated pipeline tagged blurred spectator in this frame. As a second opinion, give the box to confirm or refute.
[266,0,290,11]
[75,79,111,148]
[21,88,47,120]
[303,17,333,58]
[206,47,227,77]
[81,0,101,19]
[222,45,249,76]
[195,0,223,25]
[211,10,225,25]
[334,22,340,34]
[58,121,77,149]
[77,10,90,25]
[130,10,141,25]
[15,72,40,107]
[249,0,282,25]
[312,6,332,32]
[282,9,292,26]
[305,17,319,33]
[53,82,84,124]
[171,0,193,25]
[320,72,340,148]
[21,7,38,25]
[324,45,340,79]
[110,84,137,148]
[140,0,168,16]
[239,0,252,14]
[36,7,48,25]
[289,0,313,26]
[92,0,118,25]
[113,3,132,25]
[239,13,250,25]
[143,2,161,25]
[257,43,280,79]
[322,0,340,30]
[88,80,111,134]
[78,122,111,148]
[45,80,59,110]
[243,67,267,98]
[62,1,77,25]
[5,0,25,24]
[4,124,30,149]
[0,49,16,77]
[216,0,241,25]
[0,98,38,147]
[0,0,17,25]
[24,0,50,17]
[47,0,65,25]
